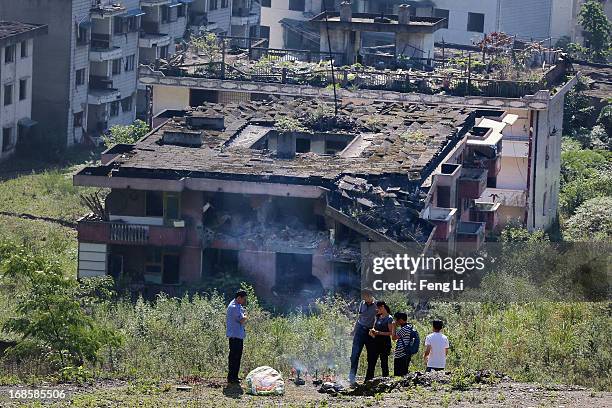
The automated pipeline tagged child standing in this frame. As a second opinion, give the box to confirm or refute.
[391,312,419,376]
[423,319,449,372]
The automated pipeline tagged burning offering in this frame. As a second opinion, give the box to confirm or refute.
[245,366,285,396]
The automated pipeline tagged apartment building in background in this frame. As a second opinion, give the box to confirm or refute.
[0,22,47,162]
[0,1,140,145]
[262,0,597,51]
[0,0,261,147]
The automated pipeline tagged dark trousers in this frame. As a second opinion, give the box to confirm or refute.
[393,355,411,377]
[349,326,374,383]
[227,337,243,382]
[366,342,390,380]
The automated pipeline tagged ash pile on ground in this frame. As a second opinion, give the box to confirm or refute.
[318,370,509,397]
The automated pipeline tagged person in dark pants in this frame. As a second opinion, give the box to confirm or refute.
[226,290,248,384]
[392,312,418,377]
[366,301,393,380]
[349,289,377,385]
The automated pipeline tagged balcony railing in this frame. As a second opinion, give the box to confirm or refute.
[77,216,186,247]
[89,75,114,90]
[110,223,149,244]
[91,33,112,49]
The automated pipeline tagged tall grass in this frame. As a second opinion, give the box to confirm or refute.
[87,292,611,390]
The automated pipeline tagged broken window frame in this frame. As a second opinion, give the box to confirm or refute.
[3,84,12,106]
[2,126,12,152]
[76,68,86,86]
[124,54,136,72]
[111,58,122,76]
[163,192,181,222]
[467,12,485,33]
[145,191,164,217]
[144,248,180,285]
[109,101,120,117]
[74,111,83,128]
[4,44,15,64]
[19,78,27,101]
[121,96,133,113]
[20,41,28,58]
[434,8,450,29]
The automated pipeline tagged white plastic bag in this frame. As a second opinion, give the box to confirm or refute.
[245,366,285,396]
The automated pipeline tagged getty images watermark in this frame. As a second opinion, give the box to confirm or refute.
[361,241,610,301]
[370,253,486,293]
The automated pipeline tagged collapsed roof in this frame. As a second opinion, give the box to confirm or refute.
[78,99,481,245]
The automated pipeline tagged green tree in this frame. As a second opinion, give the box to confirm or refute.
[190,33,220,62]
[0,243,122,368]
[560,148,612,215]
[102,120,150,147]
[563,78,596,138]
[597,103,612,146]
[564,196,612,241]
[578,0,611,61]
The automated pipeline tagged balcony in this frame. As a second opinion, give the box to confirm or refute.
[456,221,486,250]
[425,207,457,241]
[139,33,172,48]
[91,33,112,49]
[89,75,114,90]
[91,4,126,19]
[90,46,122,62]
[470,202,500,231]
[77,215,186,247]
[88,88,121,105]
[458,168,487,200]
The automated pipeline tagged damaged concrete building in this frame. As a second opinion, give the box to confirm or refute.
[74,98,545,298]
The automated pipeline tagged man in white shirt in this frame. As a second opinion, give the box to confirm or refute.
[423,319,449,372]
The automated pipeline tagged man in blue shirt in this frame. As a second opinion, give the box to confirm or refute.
[226,290,248,384]
[349,289,377,385]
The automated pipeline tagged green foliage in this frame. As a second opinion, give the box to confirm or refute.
[89,297,611,390]
[564,196,612,241]
[578,0,611,62]
[563,78,597,137]
[597,104,612,147]
[59,365,93,385]
[500,223,547,243]
[190,33,220,62]
[102,120,150,147]
[0,242,122,368]
[449,367,475,390]
[273,116,307,133]
[560,148,612,215]
[556,36,589,59]
[560,173,612,215]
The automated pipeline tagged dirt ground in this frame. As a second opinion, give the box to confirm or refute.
[1,379,611,408]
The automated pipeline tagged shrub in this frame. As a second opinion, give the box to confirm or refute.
[564,196,612,241]
[0,242,122,369]
[102,120,150,147]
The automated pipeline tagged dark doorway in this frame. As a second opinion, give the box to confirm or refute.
[190,89,218,106]
[437,186,451,208]
[274,253,321,297]
[295,138,311,153]
[202,248,239,275]
[109,254,123,280]
[162,254,180,284]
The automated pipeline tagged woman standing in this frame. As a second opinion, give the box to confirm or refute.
[365,301,393,380]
